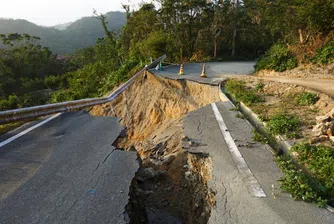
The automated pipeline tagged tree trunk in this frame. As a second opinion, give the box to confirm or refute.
[232,0,239,56]
[298,29,304,44]
[214,38,217,58]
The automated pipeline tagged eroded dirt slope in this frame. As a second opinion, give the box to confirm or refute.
[91,72,220,223]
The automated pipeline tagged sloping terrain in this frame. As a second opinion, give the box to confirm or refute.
[91,72,220,223]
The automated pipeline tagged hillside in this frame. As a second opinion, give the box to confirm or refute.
[0,11,126,54]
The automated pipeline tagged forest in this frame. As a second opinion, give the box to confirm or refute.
[0,11,126,54]
[0,0,333,111]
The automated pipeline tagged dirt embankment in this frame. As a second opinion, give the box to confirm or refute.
[91,72,220,223]
[256,62,334,79]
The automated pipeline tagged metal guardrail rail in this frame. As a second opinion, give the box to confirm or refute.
[0,55,166,125]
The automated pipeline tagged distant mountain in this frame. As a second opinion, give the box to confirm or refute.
[0,11,126,54]
[53,22,73,31]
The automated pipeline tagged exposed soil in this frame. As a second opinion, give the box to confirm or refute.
[227,75,334,146]
[91,72,220,223]
[256,62,334,79]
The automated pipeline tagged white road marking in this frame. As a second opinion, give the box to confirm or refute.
[0,113,62,148]
[211,103,266,198]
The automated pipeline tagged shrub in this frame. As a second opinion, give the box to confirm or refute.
[225,79,264,105]
[0,95,20,111]
[255,44,298,72]
[0,99,10,111]
[296,92,319,106]
[267,114,301,138]
[312,41,334,65]
[50,89,75,103]
[44,75,62,89]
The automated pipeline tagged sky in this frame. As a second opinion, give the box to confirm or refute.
[0,0,145,27]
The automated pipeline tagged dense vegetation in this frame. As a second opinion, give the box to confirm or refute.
[0,0,333,112]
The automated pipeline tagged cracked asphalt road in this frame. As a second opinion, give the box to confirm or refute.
[152,62,255,85]
[183,101,333,224]
[0,112,138,224]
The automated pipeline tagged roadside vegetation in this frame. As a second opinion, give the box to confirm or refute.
[225,79,264,105]
[1,0,333,113]
[224,78,334,207]
[277,143,334,207]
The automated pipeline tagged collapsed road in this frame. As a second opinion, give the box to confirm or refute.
[0,62,333,224]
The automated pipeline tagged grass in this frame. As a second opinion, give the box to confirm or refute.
[0,122,24,136]
[252,129,269,144]
[225,79,264,106]
[276,143,334,207]
[295,92,319,106]
[267,113,301,139]
[255,81,265,92]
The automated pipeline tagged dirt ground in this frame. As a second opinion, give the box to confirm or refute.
[91,72,220,223]
[256,62,334,79]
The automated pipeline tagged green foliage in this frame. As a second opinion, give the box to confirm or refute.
[255,44,298,72]
[252,129,268,144]
[255,81,265,92]
[292,143,334,188]
[50,89,74,103]
[267,114,301,138]
[312,41,334,65]
[296,92,319,106]
[276,155,328,207]
[225,79,264,105]
[44,75,62,89]
[276,143,334,207]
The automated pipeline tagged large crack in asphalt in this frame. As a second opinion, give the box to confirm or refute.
[91,72,222,223]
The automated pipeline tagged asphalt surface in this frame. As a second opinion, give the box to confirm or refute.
[183,100,333,223]
[152,62,255,85]
[0,112,138,224]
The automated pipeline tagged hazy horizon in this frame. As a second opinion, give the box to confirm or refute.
[0,0,144,26]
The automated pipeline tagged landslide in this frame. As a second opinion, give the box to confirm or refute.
[91,72,220,223]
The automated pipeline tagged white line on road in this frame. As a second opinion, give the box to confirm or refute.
[211,103,266,198]
[0,113,62,148]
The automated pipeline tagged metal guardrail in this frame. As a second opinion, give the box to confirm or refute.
[0,55,166,125]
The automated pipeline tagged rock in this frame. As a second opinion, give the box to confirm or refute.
[136,176,146,183]
[185,171,192,179]
[182,135,189,141]
[309,135,328,144]
[161,155,176,166]
[290,151,299,158]
[142,167,157,179]
[183,165,189,169]
[188,141,195,146]
[327,108,334,118]
[316,115,331,124]
[156,171,167,179]
[119,128,127,138]
[330,136,334,143]
[327,121,334,137]
[312,123,327,137]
